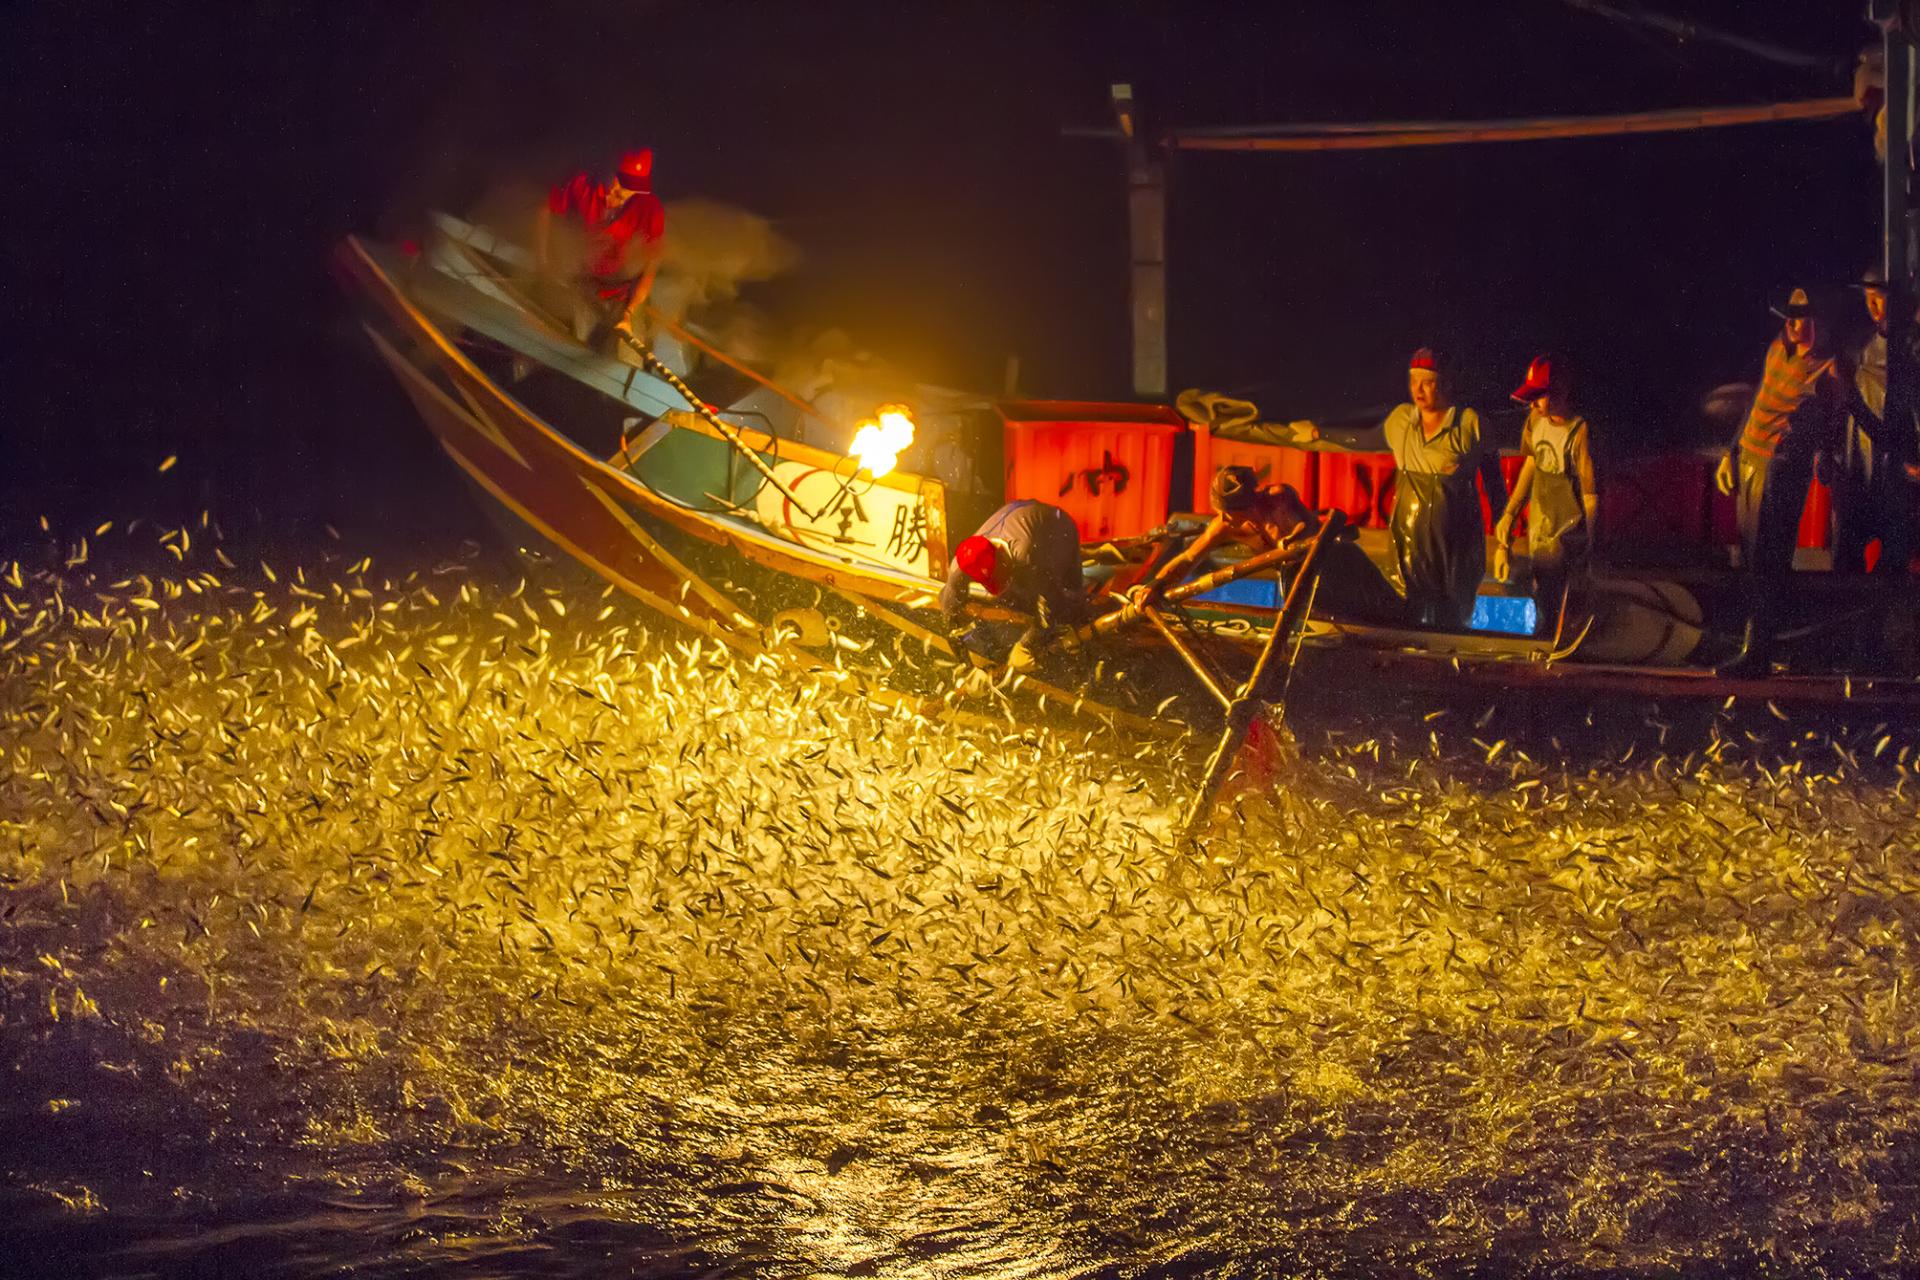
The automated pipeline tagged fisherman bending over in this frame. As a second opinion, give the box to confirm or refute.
[1129,466,1405,625]
[1493,355,1600,634]
[1714,287,1844,676]
[537,148,667,348]
[940,499,1091,671]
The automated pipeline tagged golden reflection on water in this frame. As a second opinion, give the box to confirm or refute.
[3,542,1920,1275]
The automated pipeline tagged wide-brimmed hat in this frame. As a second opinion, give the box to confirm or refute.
[1850,267,1889,292]
[1209,465,1262,514]
[1770,287,1816,319]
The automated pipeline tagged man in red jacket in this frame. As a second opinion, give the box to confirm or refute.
[537,148,666,345]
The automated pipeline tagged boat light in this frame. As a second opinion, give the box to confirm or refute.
[849,405,915,479]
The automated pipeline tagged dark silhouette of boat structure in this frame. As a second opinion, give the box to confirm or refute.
[336,216,1920,740]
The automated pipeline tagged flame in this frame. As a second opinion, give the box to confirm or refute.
[849,405,915,479]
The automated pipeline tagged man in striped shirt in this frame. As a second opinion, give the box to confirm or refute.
[1713,287,1844,675]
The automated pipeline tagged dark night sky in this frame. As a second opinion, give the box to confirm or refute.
[4,1,1887,546]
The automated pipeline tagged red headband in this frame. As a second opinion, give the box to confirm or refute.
[1409,348,1438,372]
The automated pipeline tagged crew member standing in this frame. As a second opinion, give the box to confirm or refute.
[940,500,1089,671]
[1357,349,1508,629]
[1493,355,1599,633]
[1714,288,1845,675]
[1130,466,1405,625]
[537,148,667,346]
[1840,269,1917,575]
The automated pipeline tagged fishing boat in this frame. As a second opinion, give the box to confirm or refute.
[334,213,1920,744]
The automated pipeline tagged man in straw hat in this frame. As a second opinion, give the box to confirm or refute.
[1714,287,1845,676]
[1130,465,1405,625]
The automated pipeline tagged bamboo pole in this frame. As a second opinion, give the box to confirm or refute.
[1079,535,1317,641]
[1142,606,1233,708]
[1179,513,1338,839]
[1167,96,1856,153]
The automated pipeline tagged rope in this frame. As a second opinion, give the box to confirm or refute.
[616,332,822,521]
[645,307,835,427]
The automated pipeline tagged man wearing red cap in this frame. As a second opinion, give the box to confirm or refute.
[1713,287,1844,675]
[537,149,667,345]
[1493,356,1599,633]
[1290,348,1505,627]
[940,499,1089,670]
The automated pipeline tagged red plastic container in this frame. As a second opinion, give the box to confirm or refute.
[1188,424,1317,513]
[1603,451,1717,550]
[1318,451,1397,528]
[999,400,1181,541]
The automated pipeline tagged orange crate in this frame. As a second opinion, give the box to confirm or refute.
[999,400,1181,541]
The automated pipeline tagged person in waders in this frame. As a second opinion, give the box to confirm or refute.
[1493,356,1599,635]
[1129,466,1406,626]
[1350,348,1508,629]
[1839,269,1917,577]
[1714,287,1845,676]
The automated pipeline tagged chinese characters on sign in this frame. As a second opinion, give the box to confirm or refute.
[754,463,936,575]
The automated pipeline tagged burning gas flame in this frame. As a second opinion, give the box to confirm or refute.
[849,405,915,479]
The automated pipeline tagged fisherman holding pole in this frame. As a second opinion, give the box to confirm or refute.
[1129,466,1405,625]
[537,148,667,348]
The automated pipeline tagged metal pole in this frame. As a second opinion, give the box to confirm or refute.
[1908,40,1918,285]
[1885,12,1911,291]
[1113,84,1168,399]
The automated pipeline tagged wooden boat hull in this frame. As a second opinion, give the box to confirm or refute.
[337,229,1920,718]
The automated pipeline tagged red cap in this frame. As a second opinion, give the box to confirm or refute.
[1408,347,1438,373]
[955,536,1006,594]
[616,148,654,186]
[1510,355,1555,403]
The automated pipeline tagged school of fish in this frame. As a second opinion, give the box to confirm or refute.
[3,517,1920,1277]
